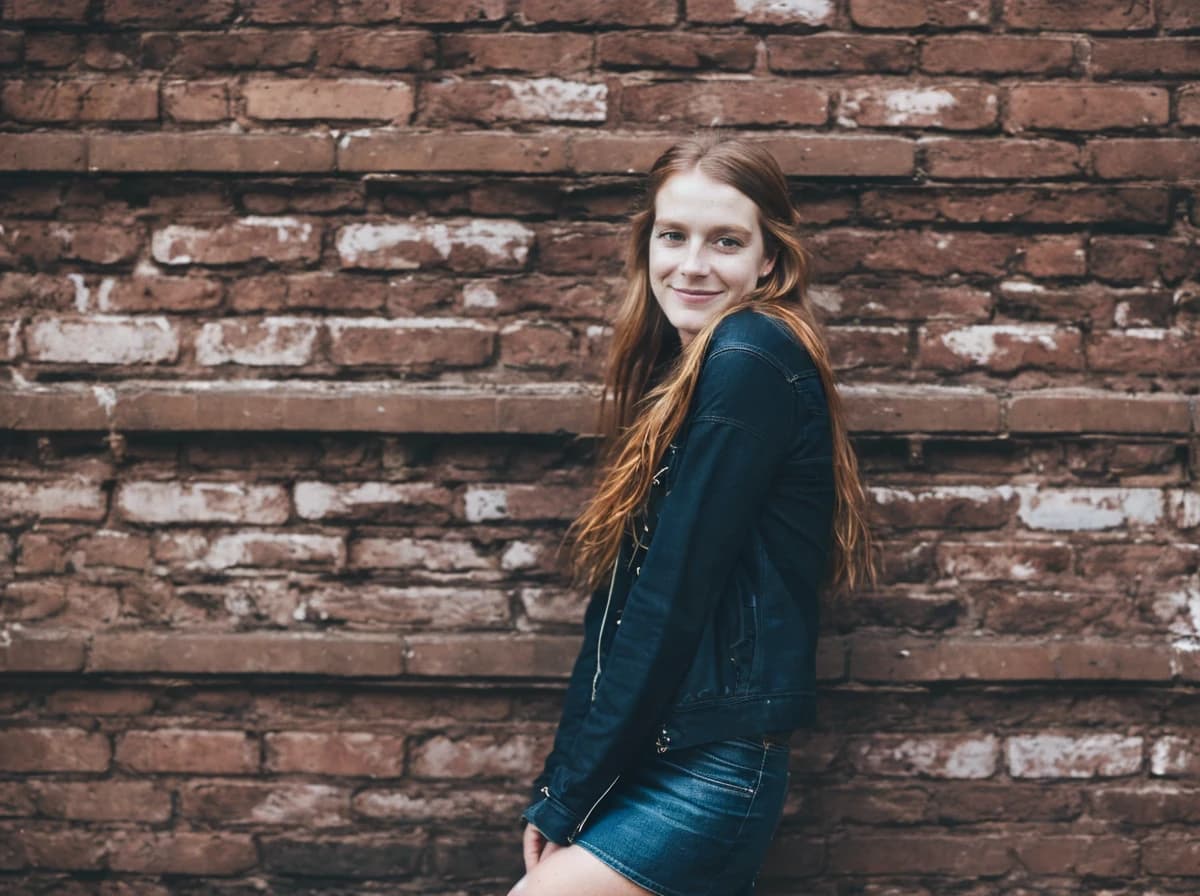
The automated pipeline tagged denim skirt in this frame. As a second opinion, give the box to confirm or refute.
[572,734,790,896]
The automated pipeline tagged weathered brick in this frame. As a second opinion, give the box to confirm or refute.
[0,728,110,772]
[838,84,998,129]
[830,835,1009,875]
[0,631,87,672]
[108,831,257,875]
[116,728,259,774]
[1013,835,1138,876]
[339,130,568,173]
[500,320,576,371]
[243,77,413,121]
[849,0,990,28]
[156,530,345,571]
[860,186,1167,226]
[843,384,1001,432]
[463,483,587,522]
[422,77,606,124]
[315,28,435,70]
[917,323,1083,372]
[1008,84,1168,131]
[1003,0,1154,31]
[89,133,335,173]
[195,317,320,366]
[152,217,321,265]
[265,731,406,776]
[691,0,836,25]
[849,734,998,778]
[0,480,106,522]
[600,32,756,71]
[294,480,453,522]
[621,81,828,127]
[25,316,178,365]
[350,536,490,570]
[325,317,493,368]
[116,481,290,524]
[443,32,594,74]
[1007,734,1143,778]
[143,28,315,71]
[336,220,532,271]
[260,832,424,878]
[6,0,89,20]
[936,540,1072,581]
[1160,0,1200,30]
[1091,38,1200,76]
[404,633,577,677]
[1090,328,1196,373]
[1092,140,1200,180]
[101,0,236,24]
[1,78,158,121]
[305,584,510,628]
[409,733,544,779]
[870,485,1015,529]
[1144,836,1200,875]
[179,781,352,826]
[922,35,1075,74]
[922,136,1082,179]
[768,35,916,73]
[30,781,171,822]
[1091,783,1200,823]
[1090,235,1197,284]
[229,273,385,311]
[100,276,223,312]
[163,79,229,122]
[1017,487,1163,531]
[0,133,86,171]
[2,221,141,265]
[1151,735,1200,776]
[519,0,676,25]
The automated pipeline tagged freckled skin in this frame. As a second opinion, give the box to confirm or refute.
[648,169,775,348]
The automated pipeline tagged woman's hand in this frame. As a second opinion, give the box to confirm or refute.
[522,822,564,872]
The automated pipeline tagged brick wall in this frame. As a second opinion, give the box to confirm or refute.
[1,0,1198,892]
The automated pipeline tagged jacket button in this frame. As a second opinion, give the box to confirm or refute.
[635,566,641,576]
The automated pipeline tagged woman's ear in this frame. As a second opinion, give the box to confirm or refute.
[759,252,777,281]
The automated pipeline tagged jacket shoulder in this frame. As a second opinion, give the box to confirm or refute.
[709,306,816,376]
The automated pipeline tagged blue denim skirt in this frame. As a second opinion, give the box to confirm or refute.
[572,734,790,896]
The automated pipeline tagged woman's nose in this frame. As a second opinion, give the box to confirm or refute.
[679,241,709,276]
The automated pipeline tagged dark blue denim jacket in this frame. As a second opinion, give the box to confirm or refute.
[522,306,835,845]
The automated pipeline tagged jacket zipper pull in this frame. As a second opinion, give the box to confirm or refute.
[655,726,671,753]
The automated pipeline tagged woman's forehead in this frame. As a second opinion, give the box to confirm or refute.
[653,170,760,228]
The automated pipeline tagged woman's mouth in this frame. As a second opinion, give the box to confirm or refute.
[672,286,722,303]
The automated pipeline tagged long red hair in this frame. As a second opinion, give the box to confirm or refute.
[567,135,875,596]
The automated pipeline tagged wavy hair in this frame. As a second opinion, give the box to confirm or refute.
[567,135,876,596]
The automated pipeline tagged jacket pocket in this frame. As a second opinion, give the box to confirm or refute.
[728,587,757,694]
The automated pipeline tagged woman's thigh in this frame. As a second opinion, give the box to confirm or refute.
[510,845,655,896]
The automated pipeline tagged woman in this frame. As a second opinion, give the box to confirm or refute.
[512,136,874,896]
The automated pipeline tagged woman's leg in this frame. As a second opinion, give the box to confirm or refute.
[508,844,657,896]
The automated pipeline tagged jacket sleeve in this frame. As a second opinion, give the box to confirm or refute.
[526,569,615,806]
[521,343,798,844]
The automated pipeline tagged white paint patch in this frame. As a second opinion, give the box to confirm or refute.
[498,78,607,122]
[91,384,117,418]
[733,0,833,23]
[336,220,534,270]
[67,273,89,311]
[940,324,1061,365]
[1167,490,1200,529]
[1016,486,1163,531]
[873,485,1014,504]
[294,481,439,520]
[95,277,115,311]
[326,316,487,332]
[195,317,319,367]
[5,319,20,360]
[150,225,199,265]
[881,88,958,125]
[241,215,313,245]
[808,286,843,313]
[501,541,541,571]
[27,316,179,364]
[462,282,499,309]
[198,532,343,570]
[999,279,1045,294]
[1009,561,1038,580]
[464,486,508,522]
[1150,736,1192,776]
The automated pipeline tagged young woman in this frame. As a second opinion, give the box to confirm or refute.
[512,135,874,896]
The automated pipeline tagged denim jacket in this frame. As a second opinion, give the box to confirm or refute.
[521,306,835,845]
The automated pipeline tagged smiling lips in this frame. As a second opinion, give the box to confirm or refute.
[672,286,722,303]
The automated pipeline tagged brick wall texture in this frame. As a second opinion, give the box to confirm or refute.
[0,0,1198,892]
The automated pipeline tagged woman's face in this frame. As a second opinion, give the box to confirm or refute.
[648,167,775,348]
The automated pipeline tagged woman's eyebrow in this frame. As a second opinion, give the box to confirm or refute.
[653,220,753,238]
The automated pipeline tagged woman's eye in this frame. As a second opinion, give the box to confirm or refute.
[657,230,684,242]
[716,236,743,249]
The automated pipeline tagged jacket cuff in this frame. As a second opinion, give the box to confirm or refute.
[520,794,580,846]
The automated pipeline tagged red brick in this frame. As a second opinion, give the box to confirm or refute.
[1008,84,1168,132]
[116,728,259,773]
[336,219,532,271]
[1091,138,1200,179]
[842,384,1001,432]
[102,0,234,24]
[409,733,544,779]
[519,0,675,25]
[936,540,1072,581]
[849,0,989,28]
[23,32,78,67]
[1013,835,1138,875]
[838,83,998,129]
[1091,783,1200,823]
[180,781,352,826]
[1161,0,1200,30]
[89,133,335,173]
[922,136,1082,179]
[315,28,435,70]
[1,78,157,121]
[444,32,593,74]
[108,831,257,875]
[26,316,179,365]
[1007,733,1143,778]
[326,317,494,369]
[860,185,1167,226]
[1182,85,1200,126]
[1009,390,1191,434]
[0,727,110,772]
[12,826,108,870]
[163,79,228,122]
[918,323,1083,372]
[230,273,385,311]
[0,481,106,523]
[1144,836,1200,875]
[463,483,590,522]
[621,81,827,127]
[768,34,916,73]
[1089,235,1196,284]
[394,0,507,24]
[1019,234,1087,277]
[294,480,455,522]
[1152,735,1200,776]
[260,832,424,877]
[422,77,606,124]
[305,584,510,628]
[151,216,320,266]
[31,781,171,822]
[1089,328,1196,373]
[90,631,405,675]
[831,835,1009,875]
[354,785,525,821]
[0,631,87,672]
[1010,0,1155,30]
[115,480,289,524]
[1091,38,1200,76]
[102,276,223,312]
[691,0,835,25]
[6,0,89,20]
[157,530,344,571]
[921,35,1075,74]
[2,221,141,265]
[265,731,406,776]
[500,320,575,372]
[810,229,1021,277]
[597,31,751,71]
[405,633,577,677]
[869,485,1015,529]
[143,28,315,72]
[826,325,910,369]
[340,130,568,173]
[244,77,413,122]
